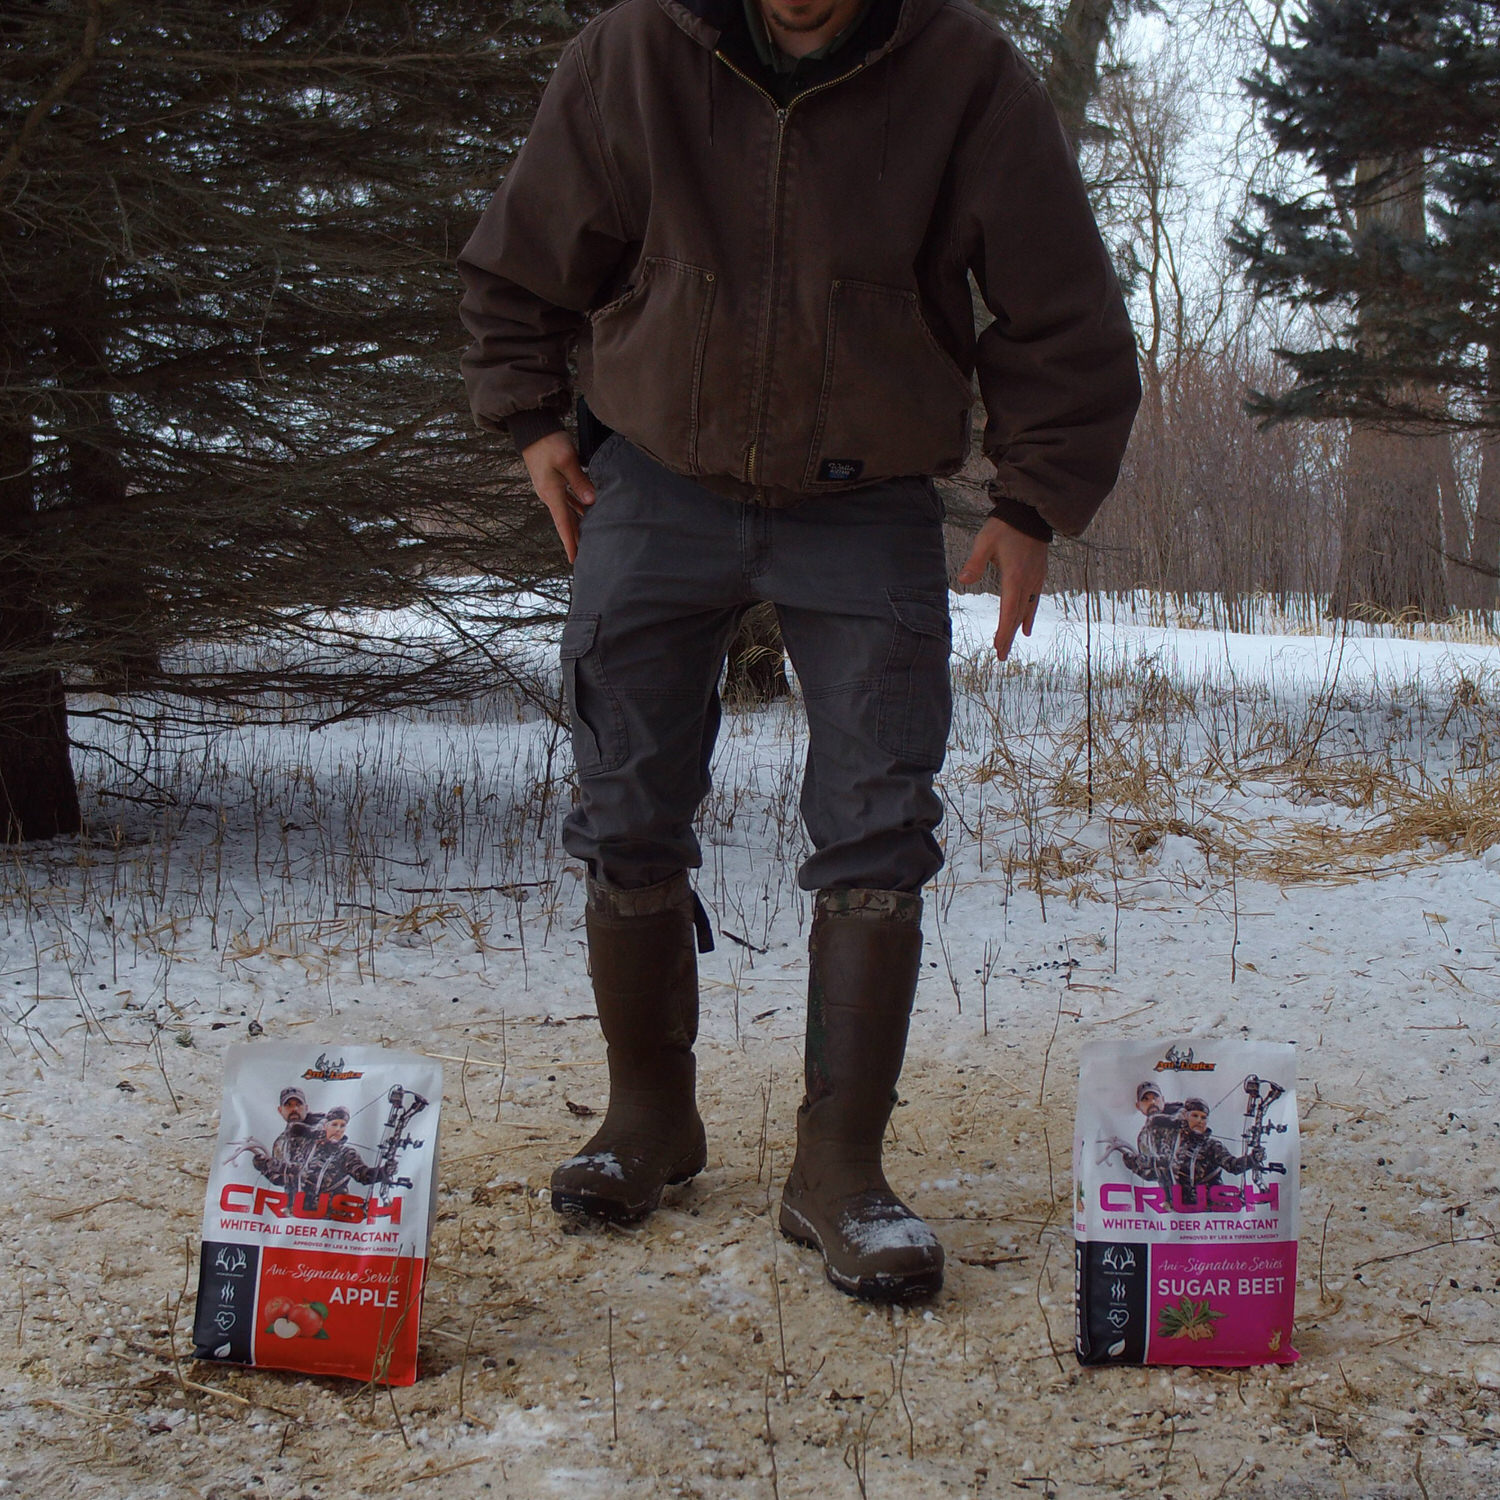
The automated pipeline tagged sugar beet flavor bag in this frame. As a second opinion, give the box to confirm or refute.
[193,1043,442,1384]
[1074,1037,1299,1367]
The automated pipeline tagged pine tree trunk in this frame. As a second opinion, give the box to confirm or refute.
[1332,426,1450,620]
[1044,0,1118,153]
[1433,431,1476,602]
[0,414,81,843]
[1470,434,1500,614]
[1469,342,1500,614]
[723,601,790,706]
[57,307,160,690]
[1330,153,1450,622]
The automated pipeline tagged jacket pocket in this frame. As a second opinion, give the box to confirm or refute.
[584,258,717,473]
[560,614,627,776]
[875,590,953,769]
[804,280,973,488]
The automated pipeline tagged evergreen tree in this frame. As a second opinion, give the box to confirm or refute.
[1,1,601,842]
[1234,0,1500,428]
[1230,0,1500,618]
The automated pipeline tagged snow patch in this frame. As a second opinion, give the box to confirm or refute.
[837,1210,939,1255]
[559,1151,624,1179]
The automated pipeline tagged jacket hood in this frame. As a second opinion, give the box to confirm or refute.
[656,0,948,62]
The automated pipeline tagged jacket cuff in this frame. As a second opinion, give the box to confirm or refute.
[987,491,1054,544]
[506,408,567,455]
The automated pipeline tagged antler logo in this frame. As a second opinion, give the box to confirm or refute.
[304,1052,364,1081]
[1155,1044,1216,1072]
[213,1246,248,1276]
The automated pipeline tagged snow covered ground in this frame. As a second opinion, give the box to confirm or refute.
[4,595,1500,1498]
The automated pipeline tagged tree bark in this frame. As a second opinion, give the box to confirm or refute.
[1330,153,1450,621]
[0,412,81,843]
[1470,439,1500,614]
[1332,426,1450,621]
[56,303,161,691]
[1434,431,1467,558]
[1044,0,1118,153]
[1468,342,1500,613]
[1432,428,1489,611]
[723,601,790,706]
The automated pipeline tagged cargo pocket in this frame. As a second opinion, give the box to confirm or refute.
[584,258,717,473]
[803,280,973,489]
[875,591,953,769]
[560,615,627,776]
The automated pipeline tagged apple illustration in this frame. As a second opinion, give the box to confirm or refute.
[269,1317,301,1339]
[286,1302,328,1337]
[264,1296,292,1322]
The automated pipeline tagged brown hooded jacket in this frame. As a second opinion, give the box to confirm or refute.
[457,0,1140,539]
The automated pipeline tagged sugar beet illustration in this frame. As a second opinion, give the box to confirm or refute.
[1156,1295,1225,1341]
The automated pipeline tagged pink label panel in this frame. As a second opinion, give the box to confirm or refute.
[1145,1241,1298,1366]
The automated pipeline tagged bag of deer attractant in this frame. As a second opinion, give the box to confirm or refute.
[1074,1038,1299,1367]
[192,1043,442,1385]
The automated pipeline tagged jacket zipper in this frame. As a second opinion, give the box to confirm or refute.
[714,53,867,489]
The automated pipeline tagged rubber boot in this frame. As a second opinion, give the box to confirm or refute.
[550,873,711,1223]
[778,889,944,1301]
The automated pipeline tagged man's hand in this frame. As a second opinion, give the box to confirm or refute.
[521,430,596,564]
[956,516,1048,661]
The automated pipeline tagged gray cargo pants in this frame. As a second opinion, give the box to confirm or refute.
[561,434,952,893]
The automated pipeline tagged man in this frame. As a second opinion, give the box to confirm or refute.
[1113,1081,1185,1186]
[1163,1098,1263,1203]
[291,1107,394,1203]
[458,0,1138,1300]
[250,1085,324,1186]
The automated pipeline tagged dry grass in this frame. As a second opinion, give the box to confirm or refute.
[941,629,1500,905]
[1385,772,1500,856]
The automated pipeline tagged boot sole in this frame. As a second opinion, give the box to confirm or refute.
[550,1162,704,1226]
[779,1203,944,1303]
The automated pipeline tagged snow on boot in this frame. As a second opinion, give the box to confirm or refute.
[778,888,944,1302]
[550,873,710,1223]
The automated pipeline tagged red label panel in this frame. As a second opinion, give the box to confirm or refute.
[253,1248,426,1384]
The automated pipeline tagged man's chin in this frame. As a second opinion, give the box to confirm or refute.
[766,4,838,34]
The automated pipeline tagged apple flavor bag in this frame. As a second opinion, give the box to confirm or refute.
[1074,1038,1299,1367]
[193,1043,442,1384]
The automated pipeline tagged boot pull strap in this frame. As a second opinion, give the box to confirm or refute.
[691,894,715,954]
